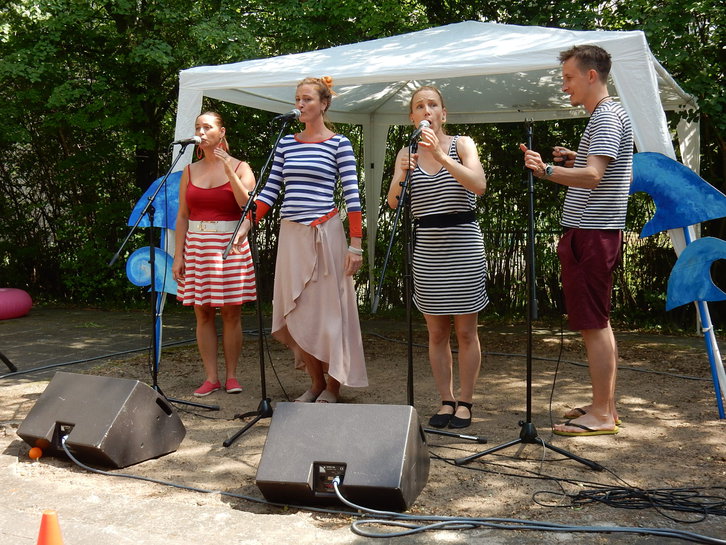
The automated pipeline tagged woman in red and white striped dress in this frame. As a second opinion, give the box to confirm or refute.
[172,111,257,397]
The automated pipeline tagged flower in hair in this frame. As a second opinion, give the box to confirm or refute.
[321,75,338,96]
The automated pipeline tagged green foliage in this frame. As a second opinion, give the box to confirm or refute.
[0,0,723,328]
[0,0,427,304]
[250,0,428,52]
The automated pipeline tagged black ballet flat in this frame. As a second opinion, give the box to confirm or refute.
[428,400,456,428]
[448,401,473,429]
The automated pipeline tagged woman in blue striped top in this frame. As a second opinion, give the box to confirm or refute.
[244,76,368,403]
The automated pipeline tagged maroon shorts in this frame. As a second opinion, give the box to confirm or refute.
[557,228,622,330]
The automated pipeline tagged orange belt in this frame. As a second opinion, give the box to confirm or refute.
[310,208,338,227]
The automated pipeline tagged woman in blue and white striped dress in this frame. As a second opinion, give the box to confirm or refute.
[387,86,488,429]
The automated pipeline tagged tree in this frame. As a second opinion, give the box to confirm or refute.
[603,0,725,233]
[1,1,722,326]
[0,1,263,302]
[0,0,425,304]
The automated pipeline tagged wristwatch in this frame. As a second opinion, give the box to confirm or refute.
[542,163,554,179]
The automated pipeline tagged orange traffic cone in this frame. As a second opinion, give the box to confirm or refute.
[36,510,64,545]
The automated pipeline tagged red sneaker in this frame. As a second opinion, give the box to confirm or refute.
[193,380,221,397]
[225,378,242,394]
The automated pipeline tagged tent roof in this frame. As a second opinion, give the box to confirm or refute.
[174,21,698,282]
[178,21,694,128]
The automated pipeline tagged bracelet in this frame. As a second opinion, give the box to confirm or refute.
[347,245,363,256]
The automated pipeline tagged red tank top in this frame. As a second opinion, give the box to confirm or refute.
[186,164,244,221]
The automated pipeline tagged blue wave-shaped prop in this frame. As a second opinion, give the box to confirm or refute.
[128,170,182,229]
[666,237,726,310]
[126,246,178,296]
[630,152,726,238]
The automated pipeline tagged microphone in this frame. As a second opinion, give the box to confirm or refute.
[410,120,430,141]
[272,109,301,122]
[170,136,202,146]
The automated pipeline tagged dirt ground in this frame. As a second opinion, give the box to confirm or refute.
[2,316,726,543]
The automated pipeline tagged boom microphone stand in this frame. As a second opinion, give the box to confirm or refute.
[372,132,417,406]
[110,141,218,411]
[455,121,601,468]
[373,123,487,444]
[222,115,296,447]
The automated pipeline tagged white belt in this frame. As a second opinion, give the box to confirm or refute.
[187,220,239,233]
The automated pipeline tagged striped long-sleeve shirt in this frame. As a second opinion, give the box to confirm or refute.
[257,134,362,236]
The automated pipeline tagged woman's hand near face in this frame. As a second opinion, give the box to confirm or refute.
[417,127,445,162]
[214,147,233,169]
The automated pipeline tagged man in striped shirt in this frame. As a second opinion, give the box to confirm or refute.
[521,44,633,437]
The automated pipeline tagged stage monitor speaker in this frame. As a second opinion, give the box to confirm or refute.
[255,402,429,511]
[18,371,186,468]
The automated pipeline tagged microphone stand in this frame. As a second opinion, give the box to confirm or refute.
[372,140,416,404]
[373,130,487,445]
[222,119,293,447]
[454,120,601,469]
[110,141,219,410]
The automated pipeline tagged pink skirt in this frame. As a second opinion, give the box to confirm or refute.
[177,230,256,307]
[272,216,368,388]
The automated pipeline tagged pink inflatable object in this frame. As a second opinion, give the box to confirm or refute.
[0,288,32,320]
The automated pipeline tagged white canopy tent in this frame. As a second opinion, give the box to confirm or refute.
[174,20,697,266]
[172,21,726,419]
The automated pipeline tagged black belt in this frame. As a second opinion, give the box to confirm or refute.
[414,210,476,228]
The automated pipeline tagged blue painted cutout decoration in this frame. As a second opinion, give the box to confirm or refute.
[127,170,182,230]
[666,237,726,310]
[125,246,178,296]
[631,152,726,238]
